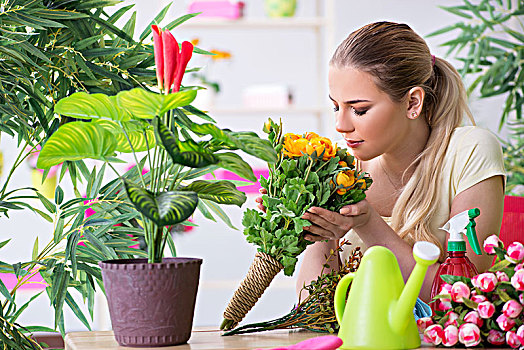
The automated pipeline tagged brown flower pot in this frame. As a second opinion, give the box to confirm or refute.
[99,257,202,347]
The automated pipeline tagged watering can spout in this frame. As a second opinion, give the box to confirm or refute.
[390,242,440,335]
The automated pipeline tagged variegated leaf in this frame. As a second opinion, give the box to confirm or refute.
[124,181,198,226]
[154,117,218,168]
[94,119,155,153]
[54,92,131,121]
[117,88,196,119]
[180,180,246,206]
[216,152,256,182]
[37,122,117,169]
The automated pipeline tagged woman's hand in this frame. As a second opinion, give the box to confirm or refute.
[302,199,373,241]
[255,188,267,212]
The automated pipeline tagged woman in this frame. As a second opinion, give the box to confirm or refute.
[294,22,505,302]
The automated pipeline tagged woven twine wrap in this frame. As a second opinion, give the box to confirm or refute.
[223,252,283,328]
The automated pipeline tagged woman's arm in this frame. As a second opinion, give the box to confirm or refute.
[299,175,504,302]
[448,175,505,273]
[295,240,340,300]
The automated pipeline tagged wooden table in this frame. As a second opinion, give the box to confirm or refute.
[65,328,445,349]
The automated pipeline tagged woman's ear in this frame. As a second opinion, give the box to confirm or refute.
[406,87,425,120]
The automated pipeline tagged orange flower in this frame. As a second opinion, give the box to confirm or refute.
[304,132,320,140]
[336,171,355,195]
[306,137,337,161]
[283,133,308,158]
[338,161,348,167]
[210,49,232,60]
[356,179,367,190]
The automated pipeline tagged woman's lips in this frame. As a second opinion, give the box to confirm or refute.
[346,140,364,148]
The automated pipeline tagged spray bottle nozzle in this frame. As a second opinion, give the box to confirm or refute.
[440,208,482,255]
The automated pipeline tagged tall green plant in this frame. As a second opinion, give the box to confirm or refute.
[427,0,523,128]
[427,0,523,195]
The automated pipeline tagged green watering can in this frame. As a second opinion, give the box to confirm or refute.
[334,242,440,349]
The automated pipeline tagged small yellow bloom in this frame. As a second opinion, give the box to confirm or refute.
[336,171,355,195]
[338,161,348,167]
[210,49,232,60]
[356,179,367,190]
[283,134,308,158]
[190,38,200,46]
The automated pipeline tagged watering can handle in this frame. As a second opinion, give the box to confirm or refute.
[334,273,354,326]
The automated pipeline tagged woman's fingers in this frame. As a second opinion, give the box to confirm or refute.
[302,207,353,240]
[339,201,368,216]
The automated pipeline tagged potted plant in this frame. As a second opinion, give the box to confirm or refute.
[35,24,277,347]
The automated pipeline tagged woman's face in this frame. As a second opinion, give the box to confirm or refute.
[328,66,411,161]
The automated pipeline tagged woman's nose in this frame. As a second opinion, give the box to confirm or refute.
[335,109,354,133]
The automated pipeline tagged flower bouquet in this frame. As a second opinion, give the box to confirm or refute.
[220,119,372,330]
[420,235,524,348]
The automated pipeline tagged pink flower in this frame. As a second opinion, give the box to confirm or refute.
[496,313,516,331]
[503,299,523,318]
[517,325,524,344]
[496,271,510,282]
[416,317,433,333]
[511,270,524,291]
[424,324,444,345]
[520,294,524,304]
[483,234,502,254]
[471,274,480,288]
[151,25,164,91]
[506,331,521,348]
[464,310,483,327]
[477,301,496,318]
[458,323,481,347]
[442,325,458,347]
[506,242,524,263]
[450,282,470,302]
[437,283,452,311]
[476,272,498,292]
[471,294,487,303]
[487,329,505,345]
[444,311,459,327]
[515,263,524,271]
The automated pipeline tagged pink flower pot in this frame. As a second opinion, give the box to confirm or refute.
[99,257,202,347]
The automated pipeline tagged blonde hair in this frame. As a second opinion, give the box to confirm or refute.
[330,22,475,258]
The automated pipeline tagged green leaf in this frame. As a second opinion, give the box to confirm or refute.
[54,185,64,205]
[93,119,155,153]
[117,88,197,119]
[216,152,257,182]
[65,292,92,331]
[37,122,117,168]
[164,13,201,32]
[36,192,56,213]
[438,5,473,19]
[181,180,246,207]
[489,258,512,272]
[0,239,11,250]
[124,181,199,226]
[0,279,14,304]
[139,2,172,40]
[201,198,237,229]
[231,132,278,163]
[54,92,130,121]
[154,117,218,167]
[31,237,38,261]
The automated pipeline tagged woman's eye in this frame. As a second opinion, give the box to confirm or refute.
[352,107,367,116]
[333,105,339,112]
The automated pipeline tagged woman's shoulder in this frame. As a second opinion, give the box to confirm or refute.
[449,125,501,151]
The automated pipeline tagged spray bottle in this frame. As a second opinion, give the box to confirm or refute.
[430,208,482,313]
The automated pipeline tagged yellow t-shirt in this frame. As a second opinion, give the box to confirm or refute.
[339,126,506,263]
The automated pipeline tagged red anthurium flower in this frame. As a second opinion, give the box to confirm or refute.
[151,25,164,91]
[172,41,194,92]
[151,25,194,93]
[162,30,179,93]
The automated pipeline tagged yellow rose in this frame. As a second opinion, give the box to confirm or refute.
[306,137,337,161]
[304,132,320,140]
[336,171,355,195]
[283,134,308,158]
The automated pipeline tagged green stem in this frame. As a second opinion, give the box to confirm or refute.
[0,141,33,197]
[295,158,314,205]
[120,122,146,187]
